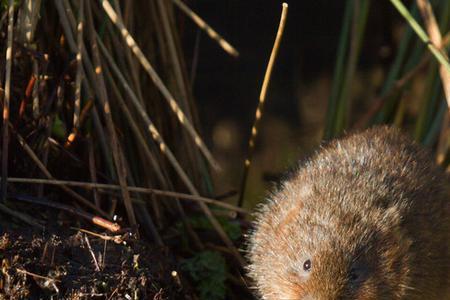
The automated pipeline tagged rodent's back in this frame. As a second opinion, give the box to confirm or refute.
[248,126,450,300]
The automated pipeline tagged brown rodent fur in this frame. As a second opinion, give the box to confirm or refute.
[247,126,450,300]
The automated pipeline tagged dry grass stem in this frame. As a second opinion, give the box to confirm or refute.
[84,235,101,271]
[5,177,248,214]
[1,0,14,202]
[390,0,450,75]
[100,0,221,171]
[417,0,450,102]
[171,0,239,57]
[416,0,450,163]
[238,3,289,207]
[73,0,84,131]
[74,228,125,244]
[16,268,60,283]
[13,194,121,232]
[16,0,42,44]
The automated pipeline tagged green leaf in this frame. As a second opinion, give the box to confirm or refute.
[51,116,67,141]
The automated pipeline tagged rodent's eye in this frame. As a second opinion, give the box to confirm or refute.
[303,259,312,272]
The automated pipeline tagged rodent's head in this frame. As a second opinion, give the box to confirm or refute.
[247,179,413,300]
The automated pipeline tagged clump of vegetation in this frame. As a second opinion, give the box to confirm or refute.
[181,251,227,300]
[0,0,245,298]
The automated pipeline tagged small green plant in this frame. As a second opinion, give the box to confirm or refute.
[181,251,227,300]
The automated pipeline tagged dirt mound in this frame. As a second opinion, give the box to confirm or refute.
[0,227,186,299]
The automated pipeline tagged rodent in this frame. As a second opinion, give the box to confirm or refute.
[247,126,450,299]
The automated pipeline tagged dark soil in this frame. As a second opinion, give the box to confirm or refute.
[0,221,187,300]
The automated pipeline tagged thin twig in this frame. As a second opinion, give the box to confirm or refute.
[238,3,288,207]
[2,0,14,202]
[5,177,248,214]
[65,98,94,148]
[13,194,121,232]
[84,234,101,271]
[74,227,125,244]
[171,0,239,57]
[16,268,60,282]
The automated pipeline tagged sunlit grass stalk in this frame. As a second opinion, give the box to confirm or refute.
[238,3,288,207]
[389,0,450,78]
[171,0,239,57]
[100,0,220,171]
[423,0,450,147]
[71,0,83,139]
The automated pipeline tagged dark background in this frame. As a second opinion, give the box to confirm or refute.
[179,1,399,206]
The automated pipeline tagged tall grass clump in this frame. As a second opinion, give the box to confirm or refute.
[0,1,247,299]
[324,0,450,167]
